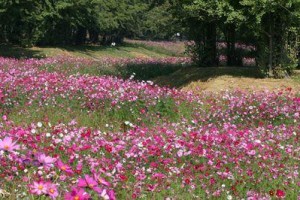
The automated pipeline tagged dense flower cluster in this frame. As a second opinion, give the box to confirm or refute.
[0,56,299,199]
[0,56,195,111]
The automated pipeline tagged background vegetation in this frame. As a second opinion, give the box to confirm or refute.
[0,0,299,77]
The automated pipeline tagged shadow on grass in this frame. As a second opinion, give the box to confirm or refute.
[0,42,179,60]
[59,44,111,53]
[59,42,180,58]
[118,63,184,81]
[0,44,46,59]
[0,44,134,60]
[124,65,265,88]
[57,44,149,59]
[58,44,134,52]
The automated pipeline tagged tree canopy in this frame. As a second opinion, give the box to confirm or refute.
[0,0,299,76]
[0,0,178,46]
[173,0,300,76]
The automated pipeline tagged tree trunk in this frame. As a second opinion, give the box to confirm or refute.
[75,26,86,45]
[226,24,237,66]
[204,22,217,66]
[268,13,273,77]
[89,29,99,44]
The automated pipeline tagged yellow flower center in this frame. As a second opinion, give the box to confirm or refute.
[74,196,80,200]
[61,166,66,171]
[49,189,55,194]
[4,145,9,150]
[38,185,43,190]
[88,184,94,188]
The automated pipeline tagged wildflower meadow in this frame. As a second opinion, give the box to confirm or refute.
[0,55,299,200]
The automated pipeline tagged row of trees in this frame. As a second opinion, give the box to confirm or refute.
[0,0,299,75]
[173,0,300,76]
[0,0,179,46]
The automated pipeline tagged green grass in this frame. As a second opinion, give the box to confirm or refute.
[0,42,181,59]
[152,66,265,88]
[292,70,300,83]
[5,96,194,131]
[125,42,186,57]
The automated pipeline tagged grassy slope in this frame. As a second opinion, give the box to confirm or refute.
[0,42,299,92]
[152,67,300,92]
[0,43,180,59]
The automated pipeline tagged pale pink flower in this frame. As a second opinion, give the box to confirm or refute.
[38,153,56,168]
[31,181,48,195]
[0,137,20,153]
[46,182,58,199]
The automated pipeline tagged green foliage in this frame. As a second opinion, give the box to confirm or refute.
[173,0,300,76]
[0,0,52,46]
[241,0,300,77]
[0,0,178,46]
[138,2,181,40]
[1,0,299,77]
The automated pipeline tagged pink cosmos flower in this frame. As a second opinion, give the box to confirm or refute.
[147,184,158,192]
[247,150,256,156]
[94,174,111,187]
[76,162,83,174]
[57,160,74,175]
[78,175,101,193]
[0,137,20,153]
[46,182,58,199]
[64,187,91,200]
[38,153,56,168]
[31,181,48,195]
[151,173,166,180]
[99,189,110,200]
[108,190,116,200]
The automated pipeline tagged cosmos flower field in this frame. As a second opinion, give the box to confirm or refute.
[0,56,299,199]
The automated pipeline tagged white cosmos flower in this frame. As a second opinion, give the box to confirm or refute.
[37,122,42,127]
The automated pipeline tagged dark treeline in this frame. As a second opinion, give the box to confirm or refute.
[0,0,299,76]
[0,0,179,46]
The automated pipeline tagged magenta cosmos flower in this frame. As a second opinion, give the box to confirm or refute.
[94,174,111,187]
[46,182,59,199]
[78,175,101,193]
[0,137,20,153]
[57,159,74,175]
[276,189,285,198]
[64,187,91,200]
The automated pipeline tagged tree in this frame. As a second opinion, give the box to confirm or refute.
[135,2,180,40]
[0,0,181,46]
[241,0,300,77]
[172,0,300,75]
[173,0,221,66]
[216,0,245,66]
[0,0,52,46]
